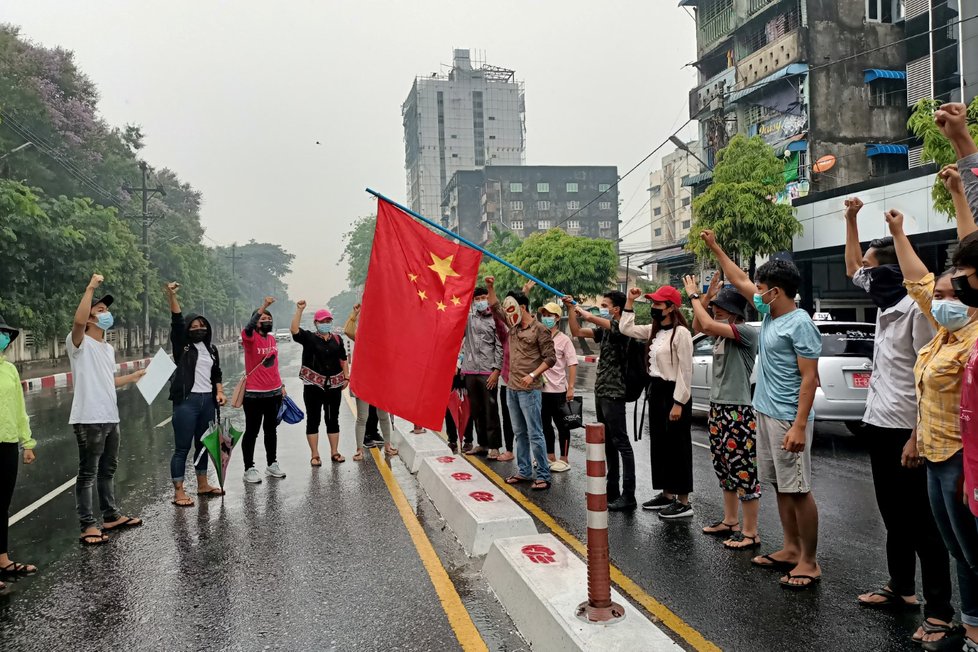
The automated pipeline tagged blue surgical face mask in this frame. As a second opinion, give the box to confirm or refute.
[598,308,611,319]
[0,332,10,352]
[317,322,333,334]
[753,289,775,315]
[931,299,972,331]
[473,300,489,313]
[541,316,557,329]
[96,312,114,331]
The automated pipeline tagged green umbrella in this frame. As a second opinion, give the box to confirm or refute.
[197,417,244,490]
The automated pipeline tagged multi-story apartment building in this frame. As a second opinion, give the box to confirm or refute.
[402,49,525,223]
[442,166,619,245]
[643,141,704,283]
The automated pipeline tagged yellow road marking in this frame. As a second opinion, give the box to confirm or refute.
[459,440,721,652]
[344,394,487,652]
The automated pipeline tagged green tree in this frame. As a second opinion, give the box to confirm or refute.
[326,288,360,326]
[340,215,376,288]
[907,97,978,217]
[478,225,522,278]
[687,134,802,267]
[482,229,617,305]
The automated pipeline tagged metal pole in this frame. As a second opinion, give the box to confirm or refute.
[576,423,625,624]
[141,162,150,356]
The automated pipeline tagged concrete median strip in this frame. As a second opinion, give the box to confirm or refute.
[483,533,683,652]
[417,454,536,556]
[392,424,453,473]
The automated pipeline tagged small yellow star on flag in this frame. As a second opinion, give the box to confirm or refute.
[407,273,418,283]
[417,289,427,300]
[436,301,447,311]
[450,295,461,306]
[428,252,460,285]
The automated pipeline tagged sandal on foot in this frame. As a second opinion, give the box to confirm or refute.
[723,533,761,550]
[102,516,143,531]
[0,562,37,577]
[172,497,195,507]
[858,587,918,610]
[385,447,399,457]
[311,456,323,467]
[506,475,530,485]
[918,620,964,650]
[703,520,739,536]
[780,573,821,590]
[530,480,551,491]
[79,532,109,546]
[331,453,345,463]
[197,487,225,497]
[352,451,364,462]
[751,554,796,571]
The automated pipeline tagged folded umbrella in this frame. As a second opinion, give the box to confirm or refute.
[196,414,244,490]
[446,386,471,438]
[277,395,305,425]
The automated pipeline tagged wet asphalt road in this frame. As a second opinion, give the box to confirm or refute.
[0,345,951,651]
[0,346,526,652]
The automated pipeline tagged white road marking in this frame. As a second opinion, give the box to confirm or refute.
[155,416,173,428]
[692,440,709,450]
[9,476,76,526]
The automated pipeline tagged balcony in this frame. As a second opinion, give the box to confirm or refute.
[690,66,737,118]
[699,8,735,51]
[735,30,804,88]
[748,0,778,15]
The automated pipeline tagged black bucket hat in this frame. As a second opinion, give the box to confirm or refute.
[709,287,748,319]
[0,314,20,344]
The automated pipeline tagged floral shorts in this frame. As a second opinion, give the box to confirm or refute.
[708,403,760,501]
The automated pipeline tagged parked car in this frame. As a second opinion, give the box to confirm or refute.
[690,320,875,435]
[274,328,292,342]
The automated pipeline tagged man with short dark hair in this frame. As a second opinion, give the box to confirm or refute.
[703,231,822,590]
[460,286,504,458]
[843,196,950,622]
[564,290,639,511]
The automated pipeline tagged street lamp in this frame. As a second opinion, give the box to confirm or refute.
[0,141,33,161]
[668,136,712,171]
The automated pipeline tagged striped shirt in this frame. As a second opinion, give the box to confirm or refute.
[907,273,978,462]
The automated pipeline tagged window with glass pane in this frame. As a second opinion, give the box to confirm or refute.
[538,200,551,210]
[568,220,580,230]
[566,182,578,193]
[599,220,612,229]
[598,183,611,192]
[567,200,580,210]
[511,220,524,230]
[599,201,612,210]
[511,201,523,210]
[510,182,523,192]
[538,220,552,230]
[537,183,550,192]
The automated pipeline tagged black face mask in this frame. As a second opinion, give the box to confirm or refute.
[866,264,907,310]
[952,274,978,308]
[649,307,665,322]
[258,322,273,335]
[188,329,207,343]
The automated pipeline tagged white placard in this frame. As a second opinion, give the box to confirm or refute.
[136,348,177,405]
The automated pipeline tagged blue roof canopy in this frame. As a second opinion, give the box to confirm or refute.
[786,140,808,152]
[728,64,809,104]
[864,69,907,83]
[866,144,909,157]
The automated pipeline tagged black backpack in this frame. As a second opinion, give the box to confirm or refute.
[622,337,651,403]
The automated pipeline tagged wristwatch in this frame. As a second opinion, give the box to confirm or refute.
[689,292,701,300]
[529,372,536,379]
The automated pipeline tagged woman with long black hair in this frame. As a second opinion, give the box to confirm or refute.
[620,285,694,520]
[240,296,285,484]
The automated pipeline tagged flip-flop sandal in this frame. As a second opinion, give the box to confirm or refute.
[858,587,919,610]
[751,554,796,571]
[331,453,345,463]
[311,456,323,467]
[779,573,821,590]
[505,475,530,485]
[703,520,739,536]
[352,451,364,462]
[385,447,399,457]
[171,497,195,507]
[79,532,109,546]
[0,562,37,577]
[913,619,963,645]
[197,487,225,497]
[530,480,551,491]
[723,533,761,550]
[102,516,143,531]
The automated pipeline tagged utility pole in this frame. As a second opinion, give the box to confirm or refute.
[124,161,165,356]
[225,243,244,333]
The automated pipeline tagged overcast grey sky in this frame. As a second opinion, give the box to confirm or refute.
[4,0,697,304]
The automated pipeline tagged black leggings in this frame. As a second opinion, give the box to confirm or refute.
[1,443,18,554]
[303,385,342,435]
[243,394,282,469]
[541,391,571,456]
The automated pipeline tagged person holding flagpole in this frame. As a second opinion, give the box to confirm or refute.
[343,305,396,460]
[486,276,556,491]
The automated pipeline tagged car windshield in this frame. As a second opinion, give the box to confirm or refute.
[818,325,875,358]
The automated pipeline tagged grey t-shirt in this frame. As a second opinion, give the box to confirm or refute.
[711,323,758,406]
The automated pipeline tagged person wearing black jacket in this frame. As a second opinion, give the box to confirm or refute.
[165,283,226,507]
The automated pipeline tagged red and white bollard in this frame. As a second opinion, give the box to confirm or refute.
[576,423,625,624]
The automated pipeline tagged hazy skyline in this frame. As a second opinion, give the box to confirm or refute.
[3,1,698,305]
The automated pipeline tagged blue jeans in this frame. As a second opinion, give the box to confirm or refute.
[927,453,978,627]
[507,388,550,483]
[74,423,121,530]
[170,392,216,482]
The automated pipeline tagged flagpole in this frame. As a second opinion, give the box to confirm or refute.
[366,188,570,299]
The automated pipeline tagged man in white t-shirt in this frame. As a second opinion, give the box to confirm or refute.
[68,274,145,546]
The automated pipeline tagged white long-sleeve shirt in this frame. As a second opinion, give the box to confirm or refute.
[619,310,693,405]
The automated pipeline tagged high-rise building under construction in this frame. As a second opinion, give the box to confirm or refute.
[402,49,525,223]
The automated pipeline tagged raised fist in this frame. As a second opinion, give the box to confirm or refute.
[484,276,495,288]
[884,209,905,234]
[700,229,717,247]
[939,164,964,195]
[844,197,864,219]
[89,274,104,289]
[296,300,307,310]
[934,102,968,140]
[561,295,575,306]
[164,282,180,296]
[628,287,642,300]
[263,296,276,306]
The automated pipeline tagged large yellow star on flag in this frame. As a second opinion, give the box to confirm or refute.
[427,252,460,285]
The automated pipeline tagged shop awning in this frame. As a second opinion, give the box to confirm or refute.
[864,69,907,83]
[681,170,714,187]
[866,144,909,157]
[786,140,808,152]
[728,63,809,104]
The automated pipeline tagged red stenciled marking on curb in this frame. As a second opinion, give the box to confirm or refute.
[451,472,472,481]
[436,456,456,463]
[469,491,494,502]
[522,544,557,564]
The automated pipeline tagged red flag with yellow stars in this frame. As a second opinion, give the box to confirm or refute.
[349,199,482,430]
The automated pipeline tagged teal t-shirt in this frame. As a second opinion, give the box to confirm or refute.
[753,309,821,421]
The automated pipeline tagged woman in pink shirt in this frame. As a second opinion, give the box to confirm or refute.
[538,302,577,472]
[240,296,285,484]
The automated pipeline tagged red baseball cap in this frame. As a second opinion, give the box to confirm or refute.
[645,286,682,305]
